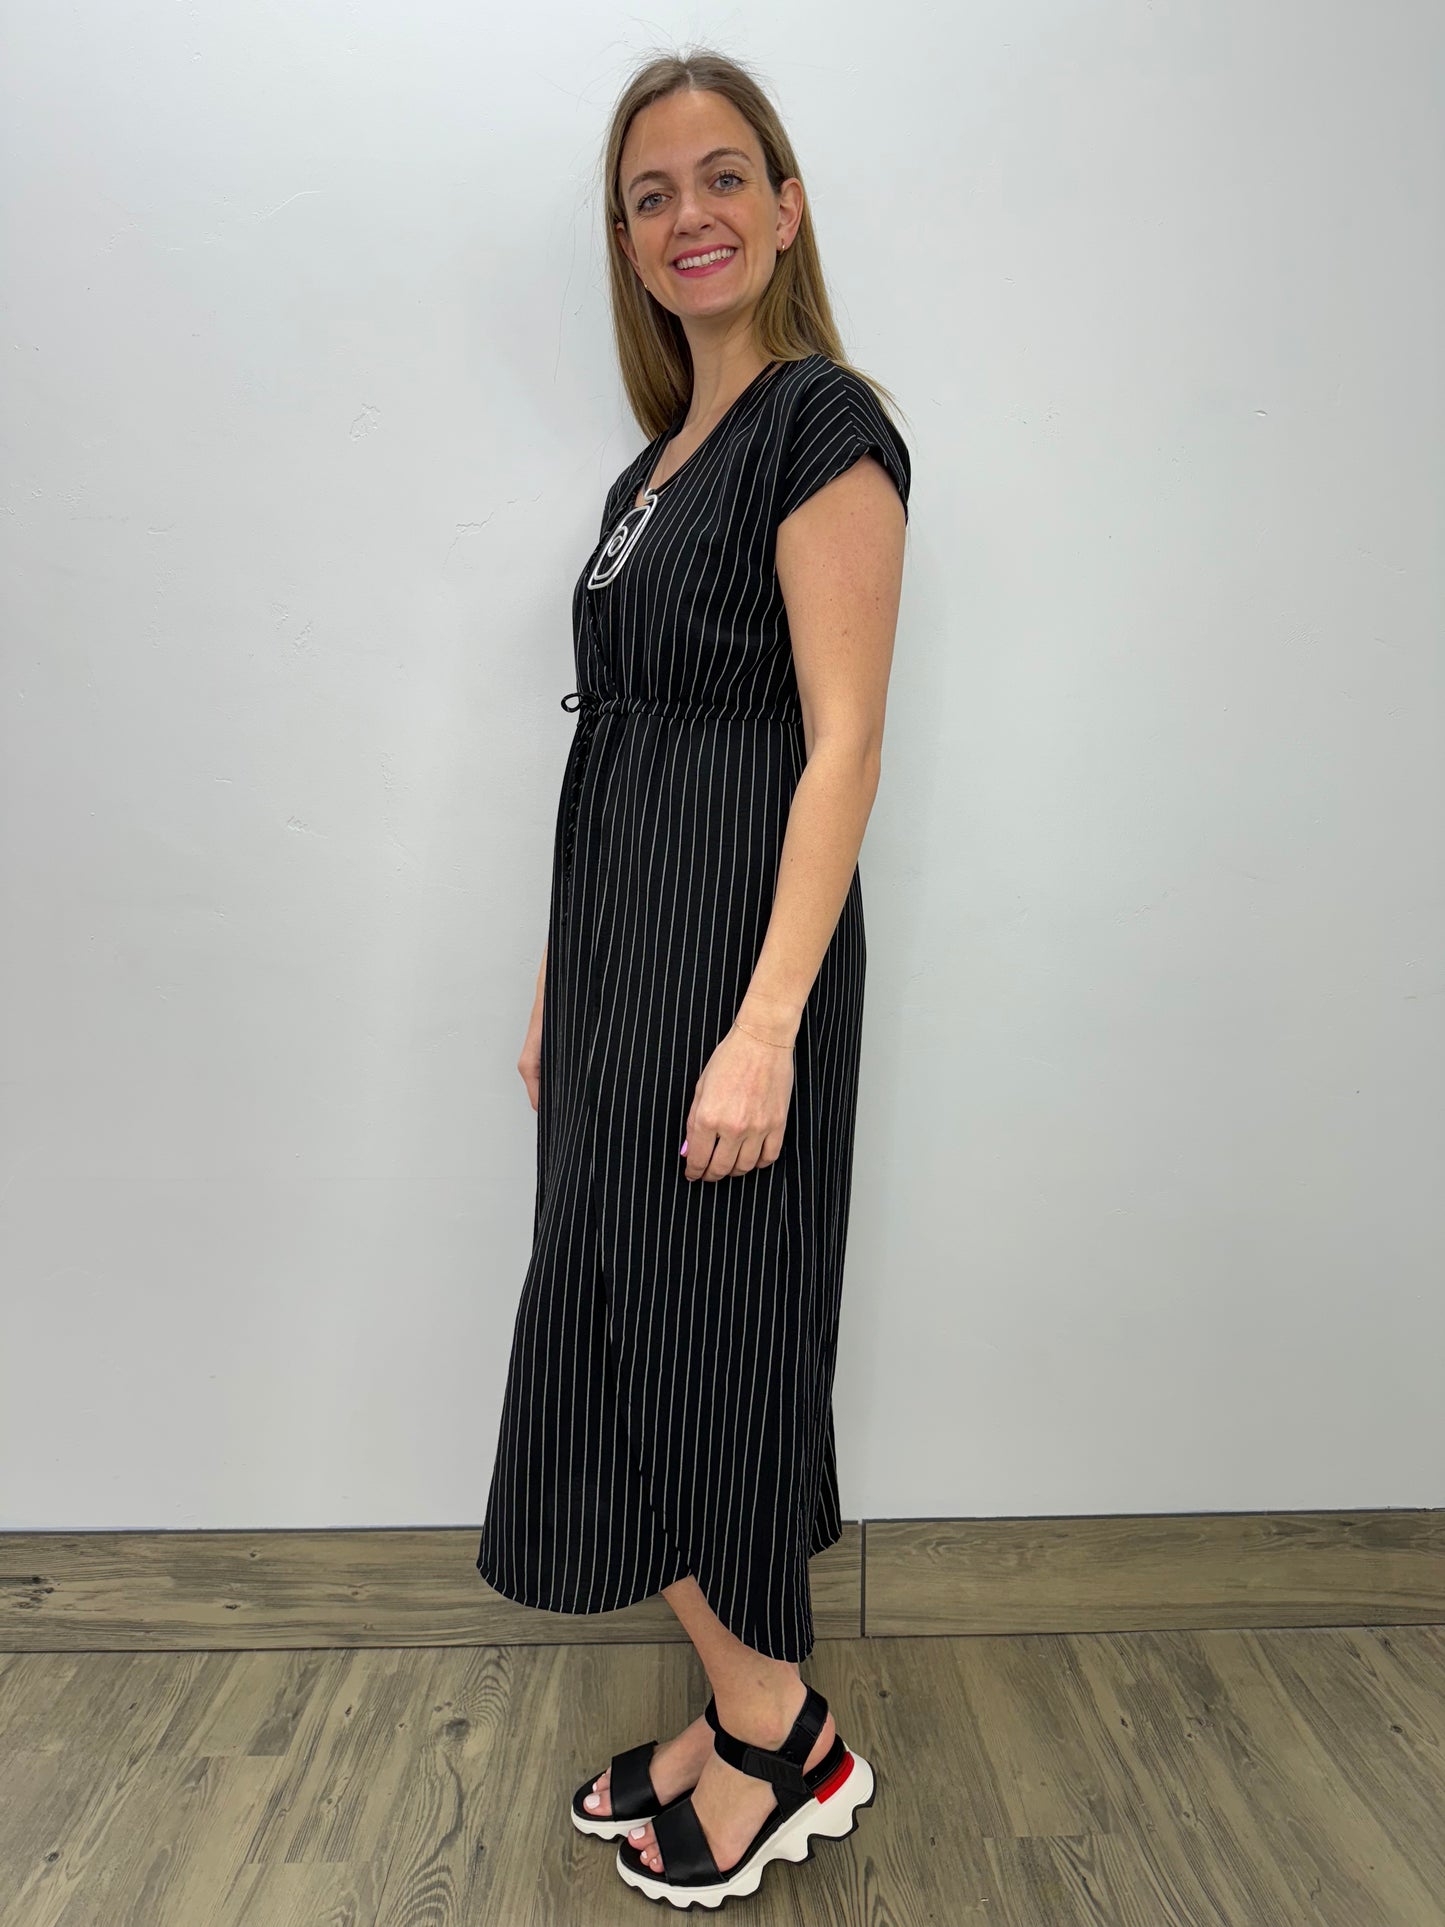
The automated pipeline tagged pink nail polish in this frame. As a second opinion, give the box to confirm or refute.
[680,1140,688,1154]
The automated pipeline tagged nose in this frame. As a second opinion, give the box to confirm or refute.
[669,183,714,236]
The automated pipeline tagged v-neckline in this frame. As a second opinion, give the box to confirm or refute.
[634,358,782,509]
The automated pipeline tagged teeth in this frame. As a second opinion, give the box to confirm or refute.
[675,247,735,269]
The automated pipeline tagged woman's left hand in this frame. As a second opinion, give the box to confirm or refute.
[681,1024,796,1181]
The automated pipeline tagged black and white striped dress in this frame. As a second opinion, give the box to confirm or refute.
[476,351,911,1662]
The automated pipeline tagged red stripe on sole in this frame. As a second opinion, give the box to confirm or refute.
[813,1750,855,1802]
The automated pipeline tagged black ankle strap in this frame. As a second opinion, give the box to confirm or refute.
[704,1685,829,1797]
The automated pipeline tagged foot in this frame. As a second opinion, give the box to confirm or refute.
[625,1680,836,1879]
[582,1709,715,1819]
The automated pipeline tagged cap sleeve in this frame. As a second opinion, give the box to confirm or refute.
[775,359,911,527]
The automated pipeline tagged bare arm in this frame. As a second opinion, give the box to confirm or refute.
[732,452,907,1047]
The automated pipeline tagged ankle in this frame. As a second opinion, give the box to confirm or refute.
[712,1674,812,1746]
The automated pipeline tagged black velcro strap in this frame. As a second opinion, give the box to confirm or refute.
[707,1681,829,1797]
[715,1735,808,1796]
[777,1685,828,1767]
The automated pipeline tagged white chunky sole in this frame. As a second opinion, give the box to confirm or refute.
[613,1747,876,1909]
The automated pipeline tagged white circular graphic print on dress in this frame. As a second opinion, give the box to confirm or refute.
[587,492,659,589]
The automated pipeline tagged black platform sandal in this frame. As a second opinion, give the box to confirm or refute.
[570,1713,714,1841]
[614,1685,875,1908]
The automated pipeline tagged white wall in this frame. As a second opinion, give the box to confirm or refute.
[3,3,1441,1535]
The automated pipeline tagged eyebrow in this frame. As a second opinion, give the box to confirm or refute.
[626,147,752,196]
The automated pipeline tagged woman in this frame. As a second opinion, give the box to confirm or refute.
[475,47,911,1908]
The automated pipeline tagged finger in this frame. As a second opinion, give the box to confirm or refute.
[702,1131,742,1181]
[729,1132,766,1176]
[683,1130,715,1181]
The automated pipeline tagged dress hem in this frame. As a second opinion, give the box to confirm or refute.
[474,1515,845,1663]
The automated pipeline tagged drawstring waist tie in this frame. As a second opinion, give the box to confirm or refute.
[555,689,801,922]
[559,689,800,726]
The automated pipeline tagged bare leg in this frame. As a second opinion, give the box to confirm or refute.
[623,1574,837,1878]
[577,1569,729,1819]
[580,1619,715,1818]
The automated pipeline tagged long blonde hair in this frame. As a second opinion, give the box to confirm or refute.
[598,47,905,442]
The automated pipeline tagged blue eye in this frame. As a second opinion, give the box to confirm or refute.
[636,170,745,214]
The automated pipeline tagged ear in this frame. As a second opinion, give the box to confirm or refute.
[615,220,642,279]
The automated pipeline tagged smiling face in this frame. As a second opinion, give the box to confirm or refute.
[614,88,801,344]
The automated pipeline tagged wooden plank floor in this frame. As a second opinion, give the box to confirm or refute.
[1,1625,1441,1926]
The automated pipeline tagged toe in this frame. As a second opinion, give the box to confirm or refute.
[627,1819,662,1872]
[582,1766,611,1816]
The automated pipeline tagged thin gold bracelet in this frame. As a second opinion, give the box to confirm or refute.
[732,1019,794,1049]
